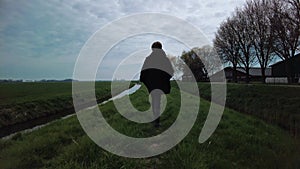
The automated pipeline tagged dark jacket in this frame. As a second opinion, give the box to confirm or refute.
[140,49,174,94]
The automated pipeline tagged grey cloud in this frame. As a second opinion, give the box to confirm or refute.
[0,0,246,80]
[214,12,227,18]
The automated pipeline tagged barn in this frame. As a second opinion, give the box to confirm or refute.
[271,53,300,82]
[210,67,272,82]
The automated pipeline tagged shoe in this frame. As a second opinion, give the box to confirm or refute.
[154,122,160,128]
[154,118,160,128]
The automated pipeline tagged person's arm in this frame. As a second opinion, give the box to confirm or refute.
[166,57,174,79]
[140,69,145,83]
[139,58,148,83]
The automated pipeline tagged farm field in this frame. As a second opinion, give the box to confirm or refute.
[0,84,299,169]
[0,82,130,137]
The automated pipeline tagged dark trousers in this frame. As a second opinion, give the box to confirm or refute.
[151,89,163,125]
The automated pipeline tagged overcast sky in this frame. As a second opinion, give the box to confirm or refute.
[0,0,246,80]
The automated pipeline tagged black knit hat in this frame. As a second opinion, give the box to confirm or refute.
[151,41,162,49]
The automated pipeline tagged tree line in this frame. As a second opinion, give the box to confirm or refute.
[213,0,300,83]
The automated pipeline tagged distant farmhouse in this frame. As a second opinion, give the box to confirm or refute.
[210,53,300,83]
[211,67,272,82]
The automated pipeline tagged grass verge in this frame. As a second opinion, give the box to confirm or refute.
[0,84,299,169]
[180,82,300,137]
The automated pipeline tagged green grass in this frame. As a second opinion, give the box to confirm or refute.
[0,84,299,169]
[0,82,71,105]
[0,82,113,105]
[0,82,130,129]
[181,82,300,137]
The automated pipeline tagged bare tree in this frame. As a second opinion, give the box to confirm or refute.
[231,9,257,83]
[214,14,257,83]
[168,55,184,80]
[214,19,240,83]
[193,45,222,76]
[245,0,276,83]
[214,0,299,83]
[284,0,300,28]
[271,0,300,82]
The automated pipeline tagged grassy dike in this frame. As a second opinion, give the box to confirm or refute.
[0,84,299,169]
[184,83,300,137]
